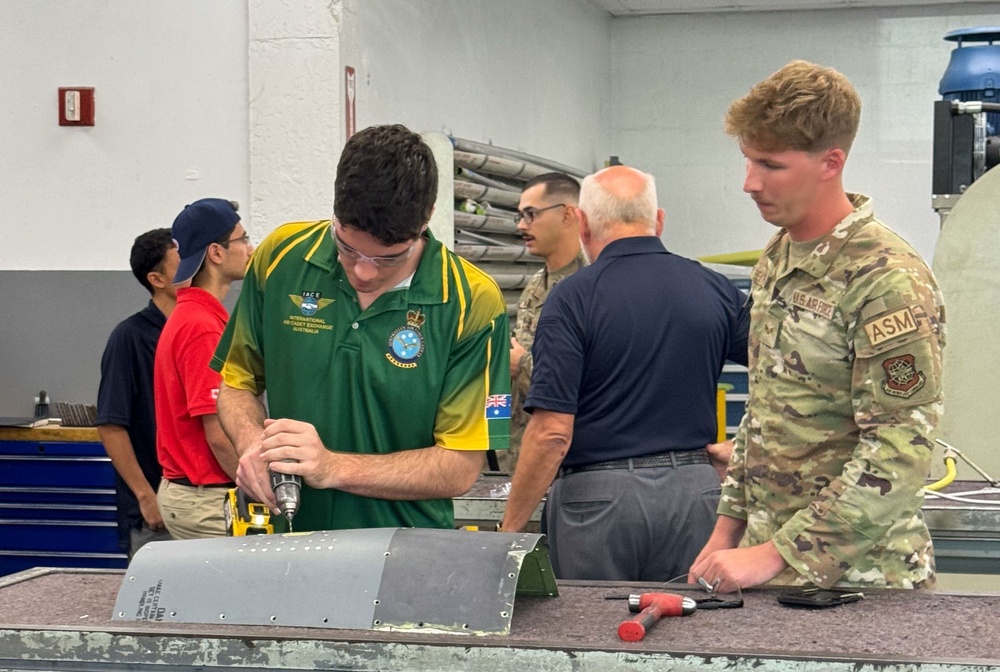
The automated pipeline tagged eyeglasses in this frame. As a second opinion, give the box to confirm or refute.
[219,234,251,248]
[515,203,567,225]
[333,228,418,268]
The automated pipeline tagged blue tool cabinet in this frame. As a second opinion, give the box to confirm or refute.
[0,427,127,576]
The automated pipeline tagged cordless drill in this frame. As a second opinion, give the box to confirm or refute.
[269,464,302,531]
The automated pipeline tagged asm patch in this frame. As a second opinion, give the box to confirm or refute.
[881,354,926,398]
[864,307,917,346]
[485,394,511,419]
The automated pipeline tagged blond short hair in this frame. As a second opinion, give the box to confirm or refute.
[724,60,861,154]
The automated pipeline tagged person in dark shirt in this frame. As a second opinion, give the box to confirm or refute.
[96,229,178,559]
[500,165,749,582]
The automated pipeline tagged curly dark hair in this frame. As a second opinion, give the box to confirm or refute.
[129,228,174,294]
[334,124,438,245]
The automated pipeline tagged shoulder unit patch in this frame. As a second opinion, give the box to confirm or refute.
[881,354,925,398]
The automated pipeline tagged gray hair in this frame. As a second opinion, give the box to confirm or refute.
[578,168,657,239]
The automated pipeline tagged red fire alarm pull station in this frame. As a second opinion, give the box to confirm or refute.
[58,87,95,126]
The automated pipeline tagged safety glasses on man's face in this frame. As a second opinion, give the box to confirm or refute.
[332,226,417,268]
[514,203,567,225]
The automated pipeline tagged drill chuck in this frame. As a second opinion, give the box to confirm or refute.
[269,468,302,525]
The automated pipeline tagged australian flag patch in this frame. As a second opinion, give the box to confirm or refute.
[484,394,511,419]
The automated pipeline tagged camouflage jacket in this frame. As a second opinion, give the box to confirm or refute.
[718,194,945,589]
[502,253,587,472]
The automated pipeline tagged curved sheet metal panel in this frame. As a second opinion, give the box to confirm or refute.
[111,528,554,635]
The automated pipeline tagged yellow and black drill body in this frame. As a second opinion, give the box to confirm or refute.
[225,469,302,536]
[224,487,273,536]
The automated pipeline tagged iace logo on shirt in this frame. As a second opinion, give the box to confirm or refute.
[283,292,335,335]
[291,291,334,317]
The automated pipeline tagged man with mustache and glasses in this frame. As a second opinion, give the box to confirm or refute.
[505,172,586,474]
[212,125,510,532]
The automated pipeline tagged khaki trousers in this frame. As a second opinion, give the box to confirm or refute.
[157,479,229,539]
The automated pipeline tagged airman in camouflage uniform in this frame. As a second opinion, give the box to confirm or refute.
[718,194,944,589]
[502,172,586,473]
[505,253,587,472]
[690,60,944,592]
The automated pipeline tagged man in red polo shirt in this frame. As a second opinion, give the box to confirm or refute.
[154,198,255,539]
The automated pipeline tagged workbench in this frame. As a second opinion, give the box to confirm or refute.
[456,475,1000,575]
[0,567,998,671]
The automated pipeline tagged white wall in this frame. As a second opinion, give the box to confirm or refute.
[4,2,998,268]
[0,1,249,271]
[248,0,344,234]
[346,0,613,174]
[0,1,609,273]
[610,5,1000,263]
[0,0,609,413]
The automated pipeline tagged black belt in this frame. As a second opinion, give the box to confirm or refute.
[557,449,711,478]
[168,477,235,489]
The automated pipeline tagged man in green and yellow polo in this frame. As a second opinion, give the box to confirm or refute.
[212,124,510,531]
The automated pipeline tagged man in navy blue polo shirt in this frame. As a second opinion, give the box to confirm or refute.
[499,165,749,582]
[96,229,178,559]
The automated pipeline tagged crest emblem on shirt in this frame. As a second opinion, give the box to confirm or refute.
[289,292,334,316]
[881,354,925,398]
[386,309,426,369]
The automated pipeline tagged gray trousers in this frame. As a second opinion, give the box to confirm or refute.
[546,462,719,582]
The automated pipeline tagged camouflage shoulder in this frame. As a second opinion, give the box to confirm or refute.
[524,265,547,292]
[848,219,936,277]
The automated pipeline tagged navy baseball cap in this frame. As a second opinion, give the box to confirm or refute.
[171,198,240,285]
